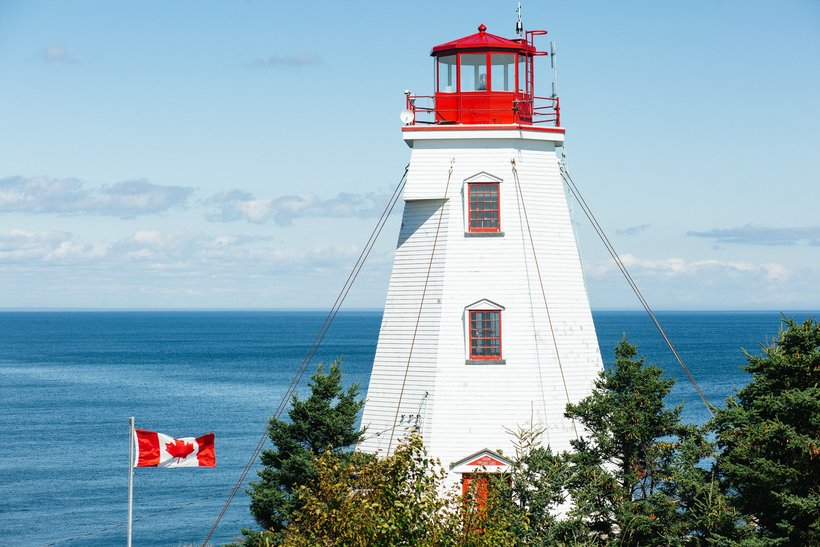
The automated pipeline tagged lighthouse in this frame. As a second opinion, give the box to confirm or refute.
[359,22,603,487]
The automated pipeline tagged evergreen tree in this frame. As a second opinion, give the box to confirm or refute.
[490,423,573,544]
[244,360,365,544]
[659,424,751,544]
[562,338,687,545]
[713,317,820,545]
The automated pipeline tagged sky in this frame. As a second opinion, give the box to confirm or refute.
[1,0,818,310]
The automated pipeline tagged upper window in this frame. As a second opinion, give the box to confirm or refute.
[469,310,502,360]
[468,182,500,233]
[518,55,527,93]
[491,54,516,92]
[437,55,457,93]
[460,54,487,91]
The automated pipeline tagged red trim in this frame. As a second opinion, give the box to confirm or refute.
[467,455,507,467]
[414,25,558,127]
[403,124,564,134]
[468,182,500,233]
[135,429,160,467]
[431,24,536,56]
[196,432,216,467]
[469,310,502,360]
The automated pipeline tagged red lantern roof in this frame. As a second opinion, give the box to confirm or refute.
[430,24,537,56]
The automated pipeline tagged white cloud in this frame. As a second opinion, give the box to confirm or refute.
[587,253,792,283]
[580,253,819,310]
[0,176,193,218]
[688,225,820,246]
[0,229,108,261]
[0,229,812,310]
[248,244,361,272]
[45,240,110,260]
[97,180,192,217]
[205,190,390,225]
[41,44,77,64]
[0,227,359,273]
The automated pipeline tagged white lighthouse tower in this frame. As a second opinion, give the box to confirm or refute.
[359,22,603,487]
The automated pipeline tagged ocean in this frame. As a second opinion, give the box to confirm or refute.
[0,310,815,546]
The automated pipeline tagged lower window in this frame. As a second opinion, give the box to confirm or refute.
[469,310,502,360]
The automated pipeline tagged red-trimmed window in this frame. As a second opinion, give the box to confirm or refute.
[468,182,500,232]
[469,310,502,360]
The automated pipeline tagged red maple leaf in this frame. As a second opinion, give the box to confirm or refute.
[165,439,195,463]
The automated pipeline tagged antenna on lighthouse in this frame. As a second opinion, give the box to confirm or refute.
[550,40,559,98]
[516,2,523,38]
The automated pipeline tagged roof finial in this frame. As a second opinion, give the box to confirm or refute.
[478,23,487,33]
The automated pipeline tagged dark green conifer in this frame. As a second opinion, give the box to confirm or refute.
[562,338,687,545]
[714,317,820,545]
[244,360,365,544]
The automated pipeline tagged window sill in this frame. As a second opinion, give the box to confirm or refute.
[465,231,504,238]
[465,359,506,366]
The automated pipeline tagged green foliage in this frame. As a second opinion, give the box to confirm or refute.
[488,423,573,544]
[283,431,561,546]
[556,337,752,546]
[282,432,466,546]
[244,360,365,544]
[714,317,820,545]
[561,338,684,544]
[659,424,753,544]
[238,321,820,546]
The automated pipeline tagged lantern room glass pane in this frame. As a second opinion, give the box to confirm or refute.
[460,54,487,92]
[438,55,457,93]
[518,55,526,93]
[491,54,515,91]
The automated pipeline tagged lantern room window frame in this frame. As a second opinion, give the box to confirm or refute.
[420,24,559,126]
[436,52,521,94]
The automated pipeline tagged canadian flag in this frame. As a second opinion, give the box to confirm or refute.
[134,429,216,468]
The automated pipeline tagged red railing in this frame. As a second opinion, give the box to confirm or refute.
[404,93,560,127]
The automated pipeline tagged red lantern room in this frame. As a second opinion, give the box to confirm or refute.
[404,24,559,127]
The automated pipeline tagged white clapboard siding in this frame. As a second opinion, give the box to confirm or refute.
[359,128,603,485]
[358,198,449,454]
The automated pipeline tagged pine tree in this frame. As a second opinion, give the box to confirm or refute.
[489,423,572,544]
[244,360,365,543]
[562,338,686,545]
[714,317,820,544]
[659,424,751,544]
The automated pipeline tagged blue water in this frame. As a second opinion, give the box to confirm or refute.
[0,310,814,546]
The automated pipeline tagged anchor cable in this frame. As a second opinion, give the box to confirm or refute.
[386,159,455,455]
[202,165,409,545]
[511,159,579,438]
[559,163,716,417]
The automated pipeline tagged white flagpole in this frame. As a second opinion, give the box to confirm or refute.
[127,416,135,547]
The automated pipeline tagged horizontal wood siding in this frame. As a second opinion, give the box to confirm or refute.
[358,198,449,454]
[360,135,603,485]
